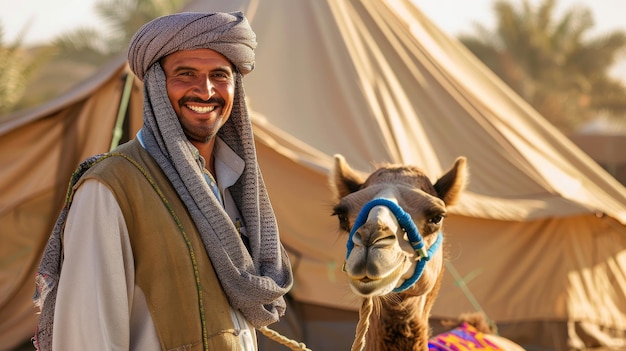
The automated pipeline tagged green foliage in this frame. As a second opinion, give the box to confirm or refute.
[459,0,626,133]
[53,0,190,66]
[0,24,53,115]
[3,0,190,113]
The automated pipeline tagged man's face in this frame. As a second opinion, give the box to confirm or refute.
[161,48,235,144]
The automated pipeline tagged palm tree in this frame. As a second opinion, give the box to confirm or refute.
[53,0,189,66]
[459,0,626,133]
[8,0,190,111]
[0,24,52,115]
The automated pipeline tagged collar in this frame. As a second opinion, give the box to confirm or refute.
[136,129,244,191]
[213,137,245,192]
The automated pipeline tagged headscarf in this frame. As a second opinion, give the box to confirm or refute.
[128,11,256,80]
[34,12,293,350]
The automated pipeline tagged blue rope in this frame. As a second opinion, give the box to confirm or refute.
[345,198,443,293]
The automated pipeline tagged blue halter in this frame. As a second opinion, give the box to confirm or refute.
[345,198,443,293]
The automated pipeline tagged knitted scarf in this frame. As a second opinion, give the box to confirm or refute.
[140,62,293,325]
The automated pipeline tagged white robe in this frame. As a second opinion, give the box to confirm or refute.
[53,137,256,350]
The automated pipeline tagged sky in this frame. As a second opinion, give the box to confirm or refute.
[1,0,625,77]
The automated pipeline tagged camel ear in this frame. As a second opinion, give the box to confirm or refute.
[331,154,365,200]
[433,157,467,206]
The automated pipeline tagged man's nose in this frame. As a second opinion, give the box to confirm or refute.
[194,77,215,100]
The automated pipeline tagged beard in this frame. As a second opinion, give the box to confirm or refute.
[178,96,228,143]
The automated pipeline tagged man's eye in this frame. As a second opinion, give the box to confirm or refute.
[211,72,231,81]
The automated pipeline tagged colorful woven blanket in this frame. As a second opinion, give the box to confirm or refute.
[428,322,503,350]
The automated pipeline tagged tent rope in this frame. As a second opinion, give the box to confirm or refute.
[258,326,312,351]
[350,297,373,351]
[444,260,498,334]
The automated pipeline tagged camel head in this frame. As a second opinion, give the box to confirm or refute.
[331,155,467,299]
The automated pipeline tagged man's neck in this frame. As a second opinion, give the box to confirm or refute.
[192,138,217,177]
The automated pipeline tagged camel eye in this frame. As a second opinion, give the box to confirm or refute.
[337,213,348,223]
[428,213,445,225]
[338,214,351,231]
[332,206,351,232]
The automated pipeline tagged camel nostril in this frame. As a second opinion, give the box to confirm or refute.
[352,231,365,247]
[371,234,395,245]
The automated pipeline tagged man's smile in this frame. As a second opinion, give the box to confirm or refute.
[187,104,217,114]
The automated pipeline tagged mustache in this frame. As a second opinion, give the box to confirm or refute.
[179,96,224,106]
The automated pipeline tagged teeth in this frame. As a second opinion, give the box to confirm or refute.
[187,105,216,113]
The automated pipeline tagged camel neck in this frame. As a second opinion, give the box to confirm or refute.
[365,295,432,351]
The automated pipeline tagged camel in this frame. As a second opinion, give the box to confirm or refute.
[329,155,524,351]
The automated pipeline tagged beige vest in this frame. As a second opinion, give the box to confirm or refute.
[78,139,242,351]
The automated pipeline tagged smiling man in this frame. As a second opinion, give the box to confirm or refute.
[34,12,293,351]
[161,48,237,175]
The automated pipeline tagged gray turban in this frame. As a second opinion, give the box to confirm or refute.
[128,11,257,81]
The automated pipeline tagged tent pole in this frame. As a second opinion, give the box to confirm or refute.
[110,72,135,151]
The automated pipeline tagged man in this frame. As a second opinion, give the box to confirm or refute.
[33,12,293,351]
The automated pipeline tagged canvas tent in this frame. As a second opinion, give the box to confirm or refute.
[2,0,626,350]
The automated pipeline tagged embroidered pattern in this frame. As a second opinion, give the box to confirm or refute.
[428,323,503,351]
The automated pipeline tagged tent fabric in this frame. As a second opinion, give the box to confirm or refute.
[1,0,626,350]
[0,59,145,350]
